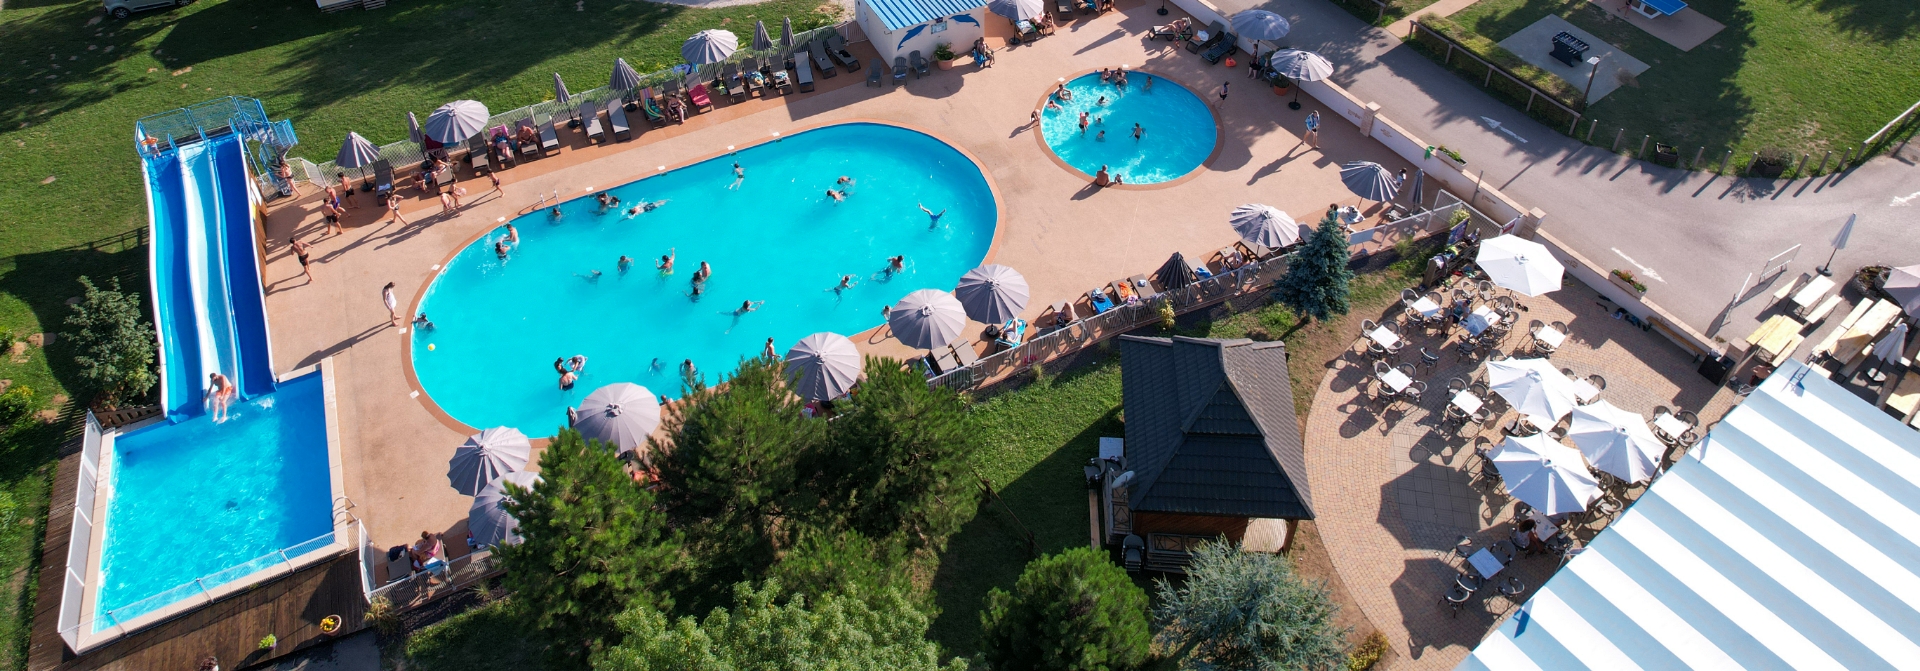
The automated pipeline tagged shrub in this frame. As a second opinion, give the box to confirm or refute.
[594,581,967,671]
[366,596,402,637]
[0,384,35,429]
[1347,631,1389,670]
[1157,301,1177,330]
[933,42,956,61]
[979,546,1151,670]
[1153,542,1349,670]
[65,277,157,407]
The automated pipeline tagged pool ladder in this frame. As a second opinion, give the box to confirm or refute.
[333,496,360,525]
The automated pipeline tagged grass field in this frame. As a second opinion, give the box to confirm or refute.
[1430,0,1920,163]
[0,1,837,667]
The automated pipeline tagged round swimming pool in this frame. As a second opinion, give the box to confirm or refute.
[411,123,996,432]
[1039,72,1217,184]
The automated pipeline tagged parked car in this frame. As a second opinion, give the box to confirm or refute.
[104,0,186,20]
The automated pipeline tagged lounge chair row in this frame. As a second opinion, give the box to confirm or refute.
[866,49,930,88]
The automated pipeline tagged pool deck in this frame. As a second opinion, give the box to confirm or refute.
[257,2,1419,551]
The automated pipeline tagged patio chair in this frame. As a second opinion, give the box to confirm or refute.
[909,50,929,78]
[892,56,909,84]
[1201,30,1238,64]
[605,99,632,141]
[534,119,558,155]
[689,82,715,111]
[372,160,395,196]
[1402,288,1420,307]
[793,53,815,92]
[770,66,793,95]
[741,59,767,96]
[1442,583,1472,618]
[1056,0,1072,20]
[1449,535,1476,566]
[826,33,861,70]
[867,60,884,87]
[1455,338,1478,362]
[1187,20,1226,53]
[809,40,838,78]
[1420,347,1441,374]
[1373,360,1393,379]
[1403,380,1428,405]
[466,135,489,173]
[1447,377,1468,395]
[579,101,605,144]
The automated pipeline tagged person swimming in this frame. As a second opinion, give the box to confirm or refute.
[826,189,845,203]
[549,206,563,219]
[694,261,712,282]
[413,312,434,330]
[1097,95,1108,105]
[495,239,510,260]
[736,299,763,314]
[833,274,857,291]
[504,223,519,244]
[887,255,905,273]
[1096,130,1106,141]
[918,203,945,229]
[836,176,856,193]
[577,269,603,283]
[657,248,676,273]
[728,162,745,189]
[618,255,633,274]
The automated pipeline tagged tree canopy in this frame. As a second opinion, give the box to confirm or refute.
[1153,542,1349,671]
[497,429,680,665]
[1269,207,1353,324]
[65,276,156,407]
[979,546,1151,670]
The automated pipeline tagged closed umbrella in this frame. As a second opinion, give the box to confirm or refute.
[1568,401,1663,483]
[553,72,576,125]
[1490,433,1600,516]
[610,57,643,91]
[1340,161,1398,203]
[1229,204,1301,248]
[1267,49,1331,109]
[1155,252,1196,290]
[1871,321,1910,362]
[682,29,739,64]
[785,332,863,401]
[889,289,969,350]
[335,131,382,169]
[422,100,489,144]
[752,20,774,52]
[573,383,661,456]
[447,427,532,496]
[469,470,541,548]
[1476,234,1566,297]
[1229,9,1290,41]
[988,0,1045,21]
[1881,264,1920,316]
[954,265,1030,324]
[1486,357,1579,422]
[781,17,796,48]
[1406,169,1425,211]
[406,112,423,146]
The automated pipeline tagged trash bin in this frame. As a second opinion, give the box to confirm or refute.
[1550,31,1589,67]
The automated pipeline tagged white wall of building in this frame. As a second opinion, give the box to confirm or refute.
[853,1,988,67]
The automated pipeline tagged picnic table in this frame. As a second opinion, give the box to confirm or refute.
[1834,299,1904,364]
[1791,274,1835,312]
[1745,314,1805,365]
[1368,326,1401,349]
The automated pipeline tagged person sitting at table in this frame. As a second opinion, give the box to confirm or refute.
[1448,297,1472,324]
[1512,518,1543,555]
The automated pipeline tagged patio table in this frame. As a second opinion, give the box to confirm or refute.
[1468,547,1505,579]
[1380,368,1413,393]
[1464,306,1498,336]
[1368,326,1401,349]
[1792,274,1835,311]
[1746,314,1802,362]
[1411,296,1442,318]
[1451,390,1483,415]
[1570,377,1600,403]
[1528,510,1560,540]
[1535,325,1566,349]
[1652,412,1688,439]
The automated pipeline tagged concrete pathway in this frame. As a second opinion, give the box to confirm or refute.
[1383,0,1478,41]
[1224,0,1920,348]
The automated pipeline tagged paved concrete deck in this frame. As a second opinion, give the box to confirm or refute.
[261,3,1419,549]
[1495,15,1649,104]
[1302,280,1738,669]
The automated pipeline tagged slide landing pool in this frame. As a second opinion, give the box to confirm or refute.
[411,123,998,432]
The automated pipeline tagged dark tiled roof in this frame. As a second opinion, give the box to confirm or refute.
[1118,336,1313,519]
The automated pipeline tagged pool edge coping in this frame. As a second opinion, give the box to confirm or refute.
[67,361,351,653]
[399,119,1010,437]
[1029,68,1228,191]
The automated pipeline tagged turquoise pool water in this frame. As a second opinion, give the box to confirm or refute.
[1039,73,1216,184]
[411,123,996,432]
[96,372,332,629]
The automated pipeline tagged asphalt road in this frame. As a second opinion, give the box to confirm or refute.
[1217,0,1920,340]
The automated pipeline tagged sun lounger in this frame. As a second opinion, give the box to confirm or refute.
[996,319,1028,350]
[1188,20,1226,53]
[1088,287,1116,314]
[909,50,929,78]
[1201,30,1239,64]
[372,160,395,195]
[605,99,631,141]
[809,41,837,78]
[826,33,861,71]
[663,79,685,106]
[952,340,980,367]
[513,119,539,156]
[1237,239,1272,260]
[1044,301,1076,329]
[793,55,815,92]
[723,63,747,102]
[689,82,715,111]
[743,59,768,96]
[467,135,489,172]
[867,60,883,87]
[579,101,605,144]
[770,68,792,94]
[538,119,560,155]
[892,56,908,84]
[1056,0,1072,19]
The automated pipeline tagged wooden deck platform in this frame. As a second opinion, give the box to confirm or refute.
[30,449,368,671]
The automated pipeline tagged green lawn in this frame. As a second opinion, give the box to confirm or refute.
[1431,0,1920,163]
[0,1,838,667]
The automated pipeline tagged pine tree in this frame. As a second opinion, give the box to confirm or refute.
[1269,207,1353,325]
[980,546,1152,670]
[1153,541,1349,670]
[497,429,679,665]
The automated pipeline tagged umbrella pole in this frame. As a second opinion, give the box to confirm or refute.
[1289,86,1302,111]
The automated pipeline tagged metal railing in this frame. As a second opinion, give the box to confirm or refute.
[1408,21,1583,135]
[293,24,843,189]
[362,542,504,608]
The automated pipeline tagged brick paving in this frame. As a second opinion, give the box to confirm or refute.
[1301,278,1740,669]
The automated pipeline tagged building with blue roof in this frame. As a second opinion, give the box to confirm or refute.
[853,0,988,69]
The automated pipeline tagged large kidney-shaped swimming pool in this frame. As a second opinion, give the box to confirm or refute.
[411,123,997,433]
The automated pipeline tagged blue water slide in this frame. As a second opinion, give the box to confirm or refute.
[212,137,275,397]
[144,152,204,418]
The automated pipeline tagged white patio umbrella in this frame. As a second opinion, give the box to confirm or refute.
[988,0,1045,21]
[610,57,643,91]
[1340,161,1399,203]
[1486,357,1579,422]
[447,427,532,496]
[1476,234,1566,297]
[1266,49,1332,109]
[573,383,661,456]
[1229,204,1302,248]
[1881,264,1920,316]
[422,100,490,144]
[469,470,541,547]
[954,264,1031,324]
[684,29,739,64]
[1490,433,1600,516]
[335,132,382,169]
[1229,9,1290,41]
[785,332,863,401]
[1871,321,1910,362]
[889,289,969,350]
[1568,401,1664,483]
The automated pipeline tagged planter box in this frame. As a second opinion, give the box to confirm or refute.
[1272,84,1291,96]
[1437,151,1467,171]
[937,58,964,70]
[1608,273,1648,298]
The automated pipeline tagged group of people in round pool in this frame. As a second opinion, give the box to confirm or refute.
[1041,67,1151,188]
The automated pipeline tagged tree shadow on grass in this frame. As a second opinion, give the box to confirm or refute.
[0,0,175,130]
[0,241,150,405]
